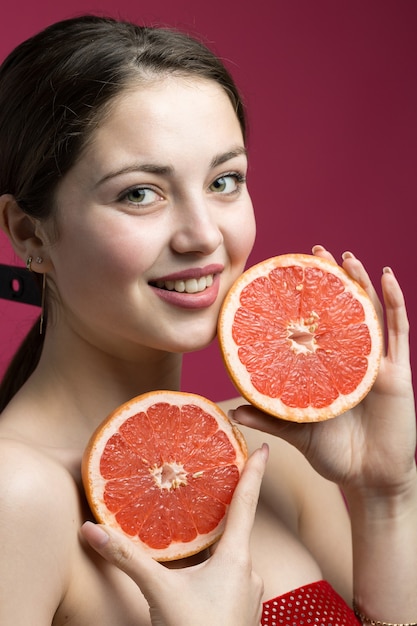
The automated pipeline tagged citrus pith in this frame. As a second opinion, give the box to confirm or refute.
[218,254,383,422]
[82,390,247,561]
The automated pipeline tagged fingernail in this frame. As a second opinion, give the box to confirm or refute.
[383,266,393,274]
[82,521,110,548]
[312,244,325,253]
[342,251,355,260]
[261,442,270,460]
[228,409,240,424]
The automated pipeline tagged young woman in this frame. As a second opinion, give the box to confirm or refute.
[0,15,416,626]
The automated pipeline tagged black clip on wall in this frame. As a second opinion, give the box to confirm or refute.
[0,264,42,306]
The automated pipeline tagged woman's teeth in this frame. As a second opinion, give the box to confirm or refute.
[155,274,214,294]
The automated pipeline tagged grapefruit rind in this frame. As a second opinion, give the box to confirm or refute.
[218,254,383,422]
[82,390,247,561]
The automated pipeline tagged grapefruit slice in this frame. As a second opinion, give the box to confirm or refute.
[218,253,383,422]
[82,390,247,561]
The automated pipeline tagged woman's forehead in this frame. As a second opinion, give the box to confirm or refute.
[58,76,246,192]
[86,78,243,160]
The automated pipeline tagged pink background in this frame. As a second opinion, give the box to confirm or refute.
[1,0,416,402]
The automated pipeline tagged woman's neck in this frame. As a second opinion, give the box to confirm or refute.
[5,322,183,451]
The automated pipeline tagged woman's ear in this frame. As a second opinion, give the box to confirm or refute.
[0,194,50,266]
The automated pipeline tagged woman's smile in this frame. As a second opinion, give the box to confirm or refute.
[149,264,223,308]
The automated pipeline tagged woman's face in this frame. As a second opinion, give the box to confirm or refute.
[47,77,256,358]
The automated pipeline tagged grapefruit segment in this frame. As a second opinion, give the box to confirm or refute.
[218,253,383,422]
[82,390,247,561]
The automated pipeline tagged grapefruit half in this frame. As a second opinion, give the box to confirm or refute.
[218,253,383,422]
[82,390,247,561]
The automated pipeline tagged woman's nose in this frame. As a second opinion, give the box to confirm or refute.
[170,199,223,256]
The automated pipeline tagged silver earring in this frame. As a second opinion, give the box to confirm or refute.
[40,272,46,335]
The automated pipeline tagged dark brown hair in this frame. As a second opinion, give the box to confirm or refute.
[0,15,246,411]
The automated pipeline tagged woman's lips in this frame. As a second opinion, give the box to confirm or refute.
[149,265,223,309]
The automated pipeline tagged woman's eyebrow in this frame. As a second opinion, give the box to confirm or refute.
[96,163,174,187]
[210,146,247,169]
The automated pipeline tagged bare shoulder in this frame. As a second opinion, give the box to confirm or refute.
[0,435,79,502]
[0,437,80,623]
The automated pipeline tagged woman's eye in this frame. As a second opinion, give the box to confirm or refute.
[121,187,162,206]
[209,173,245,194]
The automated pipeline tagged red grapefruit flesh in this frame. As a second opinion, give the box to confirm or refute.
[218,254,383,422]
[82,390,247,561]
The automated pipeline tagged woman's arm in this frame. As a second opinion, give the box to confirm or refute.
[0,442,73,625]
[343,263,417,623]
[233,248,417,622]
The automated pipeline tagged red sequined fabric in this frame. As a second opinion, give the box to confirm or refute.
[262,580,359,626]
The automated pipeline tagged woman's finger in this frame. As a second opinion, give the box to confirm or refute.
[312,244,337,264]
[381,266,410,365]
[341,251,385,330]
[218,444,268,552]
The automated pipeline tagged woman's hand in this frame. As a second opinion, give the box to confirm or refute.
[232,246,416,495]
[81,444,268,626]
